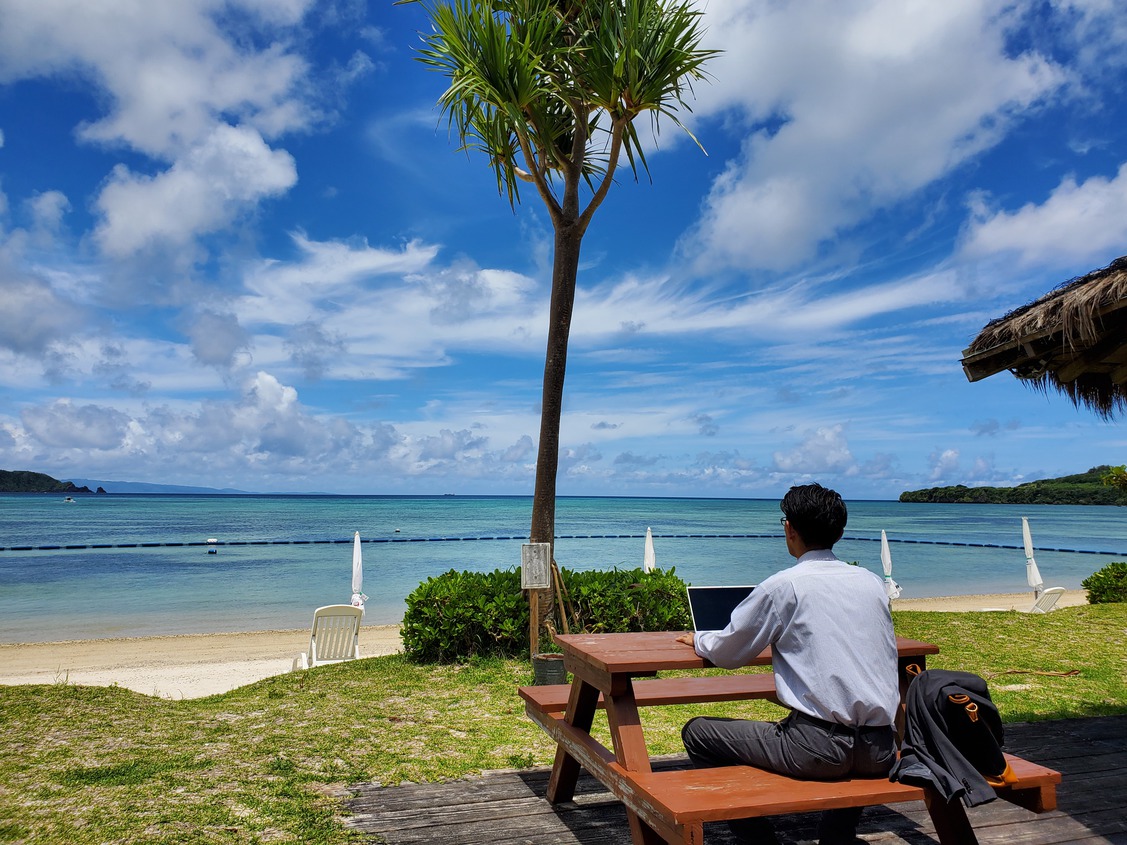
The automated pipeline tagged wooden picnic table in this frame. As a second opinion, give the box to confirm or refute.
[519,631,1059,845]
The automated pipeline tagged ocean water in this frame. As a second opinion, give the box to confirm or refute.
[1,494,1124,643]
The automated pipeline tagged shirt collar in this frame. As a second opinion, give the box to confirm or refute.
[796,549,840,564]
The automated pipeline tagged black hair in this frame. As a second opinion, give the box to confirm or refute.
[779,483,847,549]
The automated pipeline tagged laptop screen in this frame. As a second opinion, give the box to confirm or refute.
[687,585,756,632]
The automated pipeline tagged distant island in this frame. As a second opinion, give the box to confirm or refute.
[0,470,104,494]
[0,469,248,494]
[66,477,248,494]
[900,466,1127,505]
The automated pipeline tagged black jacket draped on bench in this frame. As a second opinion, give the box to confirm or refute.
[890,669,1008,807]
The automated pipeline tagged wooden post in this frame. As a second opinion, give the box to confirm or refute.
[551,559,571,634]
[522,543,551,658]
[529,590,540,656]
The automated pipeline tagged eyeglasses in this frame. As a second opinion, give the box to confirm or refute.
[779,516,788,527]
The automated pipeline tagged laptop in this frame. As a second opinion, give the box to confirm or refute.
[686,585,756,632]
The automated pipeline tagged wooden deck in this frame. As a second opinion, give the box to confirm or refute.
[345,715,1126,844]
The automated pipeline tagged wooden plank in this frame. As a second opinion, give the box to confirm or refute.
[1042,716,1127,749]
[553,633,936,679]
[601,681,666,845]
[528,708,617,790]
[964,810,1127,844]
[604,680,652,773]
[865,804,1127,845]
[519,672,779,714]
[547,678,601,804]
[617,753,1056,824]
[1024,770,1126,814]
[348,772,612,812]
[555,632,723,676]
[925,786,980,845]
[1012,749,1126,780]
[522,707,688,844]
[345,716,1121,845]
[350,800,631,844]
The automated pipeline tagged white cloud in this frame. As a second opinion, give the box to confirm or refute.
[238,233,441,325]
[928,447,960,482]
[0,279,82,356]
[960,161,1127,268]
[336,50,375,86]
[21,400,131,450]
[187,310,251,368]
[1053,0,1127,72]
[417,428,489,462]
[283,321,344,380]
[233,234,555,383]
[0,1,318,259]
[0,243,86,356]
[684,0,1063,271]
[0,0,314,156]
[772,425,857,475]
[4,371,396,477]
[0,331,225,395]
[970,418,1021,437]
[0,371,544,488]
[969,455,996,482]
[94,124,297,256]
[502,434,535,463]
[26,190,71,233]
[569,264,968,349]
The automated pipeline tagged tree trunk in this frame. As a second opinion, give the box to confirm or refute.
[529,223,583,631]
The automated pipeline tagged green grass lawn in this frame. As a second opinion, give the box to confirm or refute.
[1,603,1124,844]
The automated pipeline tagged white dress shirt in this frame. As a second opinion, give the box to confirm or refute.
[694,550,900,727]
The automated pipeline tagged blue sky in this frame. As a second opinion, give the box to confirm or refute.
[1,0,1126,498]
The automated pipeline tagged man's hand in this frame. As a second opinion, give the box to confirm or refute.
[675,632,695,648]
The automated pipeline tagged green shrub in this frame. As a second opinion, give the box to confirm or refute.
[1082,561,1127,604]
[401,568,529,663]
[401,566,691,662]
[564,567,691,633]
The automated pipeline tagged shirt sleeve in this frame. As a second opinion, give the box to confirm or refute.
[693,580,786,669]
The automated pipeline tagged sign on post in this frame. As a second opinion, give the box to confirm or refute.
[522,543,551,657]
[521,543,551,589]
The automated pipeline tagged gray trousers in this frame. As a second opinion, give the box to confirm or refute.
[682,711,897,845]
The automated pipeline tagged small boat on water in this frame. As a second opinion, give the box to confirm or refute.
[63,496,75,503]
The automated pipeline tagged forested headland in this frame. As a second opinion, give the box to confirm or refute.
[0,470,101,494]
[900,466,1127,505]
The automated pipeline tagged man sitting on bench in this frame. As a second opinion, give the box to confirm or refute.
[676,483,899,845]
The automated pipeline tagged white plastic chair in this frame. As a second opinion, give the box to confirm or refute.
[1029,586,1066,614]
[292,604,363,670]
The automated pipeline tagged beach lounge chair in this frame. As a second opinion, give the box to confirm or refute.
[1030,586,1066,614]
[292,604,362,670]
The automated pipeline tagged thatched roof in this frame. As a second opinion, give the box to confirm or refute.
[961,254,1127,418]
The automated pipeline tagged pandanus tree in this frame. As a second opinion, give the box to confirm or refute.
[405,0,716,621]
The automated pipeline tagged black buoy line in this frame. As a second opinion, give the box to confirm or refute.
[0,533,1124,555]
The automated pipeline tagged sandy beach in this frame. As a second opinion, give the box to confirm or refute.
[0,625,405,700]
[0,591,1088,699]
[891,589,1088,613]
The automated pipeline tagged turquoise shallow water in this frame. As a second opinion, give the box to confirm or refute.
[1,494,1124,642]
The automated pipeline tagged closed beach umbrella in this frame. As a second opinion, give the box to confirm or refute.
[881,530,901,600]
[643,527,656,573]
[350,531,368,613]
[1022,517,1044,597]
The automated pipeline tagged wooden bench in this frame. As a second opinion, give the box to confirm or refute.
[618,754,1060,845]
[519,672,779,713]
[522,685,1061,845]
